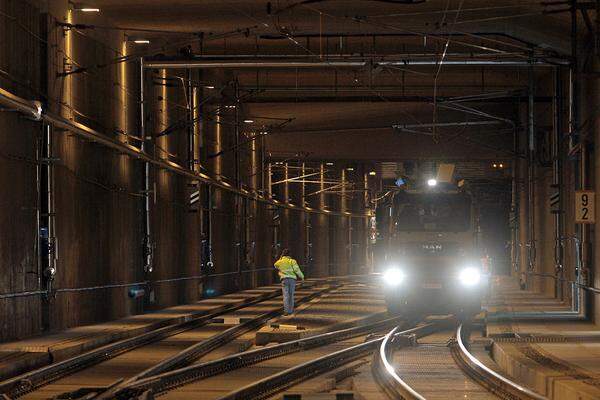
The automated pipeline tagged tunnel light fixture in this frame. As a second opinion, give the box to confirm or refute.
[72,2,101,12]
[244,119,254,123]
[347,167,354,171]
[205,85,215,89]
[133,39,150,44]
[427,178,437,187]
[369,171,377,176]
[326,162,334,166]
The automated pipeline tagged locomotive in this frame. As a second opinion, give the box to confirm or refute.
[376,188,485,319]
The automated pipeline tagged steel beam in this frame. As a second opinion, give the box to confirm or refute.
[143,59,561,69]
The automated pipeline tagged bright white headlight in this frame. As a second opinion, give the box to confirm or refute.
[459,267,481,286]
[383,268,405,286]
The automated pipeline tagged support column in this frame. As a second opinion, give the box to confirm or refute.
[553,68,565,299]
[311,163,330,277]
[289,164,307,266]
[140,60,153,278]
[205,98,234,294]
[333,169,349,276]
[518,151,529,289]
[526,63,537,289]
[593,57,600,322]
[280,163,290,250]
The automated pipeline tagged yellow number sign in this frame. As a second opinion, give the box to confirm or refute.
[575,191,595,224]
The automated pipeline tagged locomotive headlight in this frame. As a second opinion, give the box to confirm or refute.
[459,267,481,287]
[383,268,405,287]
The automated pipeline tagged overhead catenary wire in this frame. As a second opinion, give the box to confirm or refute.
[432,0,465,142]
[301,2,558,58]
[366,2,544,18]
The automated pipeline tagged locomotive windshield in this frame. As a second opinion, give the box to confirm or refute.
[394,192,471,232]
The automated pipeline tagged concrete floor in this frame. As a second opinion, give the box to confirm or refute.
[486,277,600,400]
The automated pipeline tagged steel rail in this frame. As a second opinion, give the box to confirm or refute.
[207,321,447,400]
[371,325,427,400]
[91,284,342,399]
[0,281,332,399]
[115,315,404,399]
[451,324,548,400]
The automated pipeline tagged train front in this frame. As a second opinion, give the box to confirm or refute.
[376,191,486,318]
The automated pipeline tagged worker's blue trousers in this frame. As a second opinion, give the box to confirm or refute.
[281,277,296,314]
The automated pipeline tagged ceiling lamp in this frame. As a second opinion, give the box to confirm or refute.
[72,2,100,11]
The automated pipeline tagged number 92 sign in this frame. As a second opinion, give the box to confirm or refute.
[575,191,595,224]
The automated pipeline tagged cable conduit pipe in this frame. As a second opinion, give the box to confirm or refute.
[0,87,369,219]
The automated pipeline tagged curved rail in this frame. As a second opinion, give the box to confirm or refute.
[207,321,446,400]
[452,323,548,400]
[371,326,426,400]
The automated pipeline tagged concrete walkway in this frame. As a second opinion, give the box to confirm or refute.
[487,276,600,400]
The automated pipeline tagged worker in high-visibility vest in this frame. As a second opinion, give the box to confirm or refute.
[274,248,305,316]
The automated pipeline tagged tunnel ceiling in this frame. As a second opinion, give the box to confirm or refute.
[91,0,573,53]
[82,0,575,197]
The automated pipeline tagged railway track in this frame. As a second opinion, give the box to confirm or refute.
[111,315,408,399]
[373,320,549,400]
[206,320,448,400]
[0,279,342,400]
[1,280,550,400]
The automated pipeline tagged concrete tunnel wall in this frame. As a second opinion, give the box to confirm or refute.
[6,0,600,341]
[513,63,600,324]
[0,0,372,342]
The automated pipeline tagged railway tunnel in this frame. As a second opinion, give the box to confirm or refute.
[1,1,600,399]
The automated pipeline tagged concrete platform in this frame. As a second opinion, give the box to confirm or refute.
[486,276,600,400]
[0,285,286,380]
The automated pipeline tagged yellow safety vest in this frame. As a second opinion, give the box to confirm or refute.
[274,256,304,280]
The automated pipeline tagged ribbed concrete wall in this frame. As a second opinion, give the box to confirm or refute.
[0,0,372,342]
[0,112,41,340]
[0,0,44,340]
